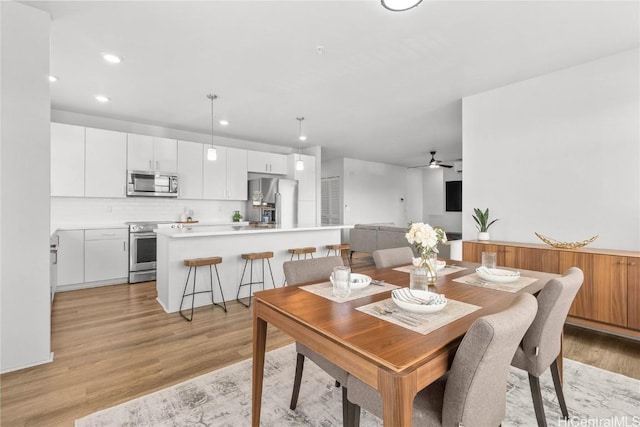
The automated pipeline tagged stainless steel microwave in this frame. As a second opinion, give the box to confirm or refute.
[127,170,178,197]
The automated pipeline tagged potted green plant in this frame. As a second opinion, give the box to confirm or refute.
[472,208,499,241]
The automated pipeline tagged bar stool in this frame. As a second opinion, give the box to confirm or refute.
[288,247,316,260]
[236,251,275,308]
[326,243,351,267]
[180,257,227,322]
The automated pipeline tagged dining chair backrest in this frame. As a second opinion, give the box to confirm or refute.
[372,247,414,269]
[514,267,583,376]
[442,292,538,427]
[283,256,344,286]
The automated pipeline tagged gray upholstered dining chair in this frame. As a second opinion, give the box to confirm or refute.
[282,256,349,419]
[511,267,583,427]
[345,292,538,427]
[372,247,414,269]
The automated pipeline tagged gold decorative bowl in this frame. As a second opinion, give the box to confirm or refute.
[534,232,598,249]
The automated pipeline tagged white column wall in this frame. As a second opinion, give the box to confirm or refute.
[462,49,639,251]
[1,2,52,372]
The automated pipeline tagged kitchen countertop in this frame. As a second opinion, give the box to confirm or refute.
[52,221,250,232]
[155,224,353,238]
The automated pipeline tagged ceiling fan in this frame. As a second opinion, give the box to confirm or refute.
[410,151,455,169]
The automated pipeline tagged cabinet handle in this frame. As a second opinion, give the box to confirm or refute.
[629,262,637,266]
[156,160,159,170]
[149,160,153,170]
[102,233,116,236]
[123,241,126,251]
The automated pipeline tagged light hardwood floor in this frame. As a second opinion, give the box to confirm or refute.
[2,257,638,426]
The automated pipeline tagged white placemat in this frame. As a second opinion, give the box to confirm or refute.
[301,281,400,303]
[356,297,481,335]
[392,264,467,276]
[453,272,538,293]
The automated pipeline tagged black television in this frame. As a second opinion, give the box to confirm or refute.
[445,180,462,212]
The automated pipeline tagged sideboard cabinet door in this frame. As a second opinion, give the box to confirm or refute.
[561,252,627,327]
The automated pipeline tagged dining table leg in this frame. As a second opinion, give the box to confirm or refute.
[252,309,267,427]
[378,370,416,426]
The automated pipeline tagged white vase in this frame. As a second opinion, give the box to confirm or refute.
[478,232,490,241]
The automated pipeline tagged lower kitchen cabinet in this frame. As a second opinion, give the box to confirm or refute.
[56,228,129,290]
[57,230,84,286]
[84,229,129,283]
[463,240,639,333]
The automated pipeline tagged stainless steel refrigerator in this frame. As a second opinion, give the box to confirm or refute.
[247,178,298,226]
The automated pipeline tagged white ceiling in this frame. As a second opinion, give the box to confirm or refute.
[26,1,640,167]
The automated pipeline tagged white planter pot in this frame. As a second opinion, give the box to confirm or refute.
[478,232,490,241]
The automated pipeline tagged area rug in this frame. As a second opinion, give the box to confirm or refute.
[76,343,639,426]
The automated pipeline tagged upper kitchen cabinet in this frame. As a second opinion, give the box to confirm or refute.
[51,123,85,197]
[203,146,248,200]
[85,128,127,198]
[177,140,203,199]
[247,150,287,174]
[127,133,177,172]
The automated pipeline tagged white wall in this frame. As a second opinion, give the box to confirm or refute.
[342,158,420,226]
[462,49,639,251]
[1,2,52,373]
[425,166,463,233]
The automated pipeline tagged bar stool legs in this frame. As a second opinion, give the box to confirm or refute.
[236,252,275,308]
[326,243,351,267]
[180,257,227,322]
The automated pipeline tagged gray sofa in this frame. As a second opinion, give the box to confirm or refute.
[349,223,459,259]
[350,224,415,255]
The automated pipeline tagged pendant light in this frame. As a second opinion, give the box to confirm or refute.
[296,117,305,171]
[206,94,217,161]
[381,0,423,12]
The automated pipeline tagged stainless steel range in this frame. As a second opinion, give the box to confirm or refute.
[127,221,180,283]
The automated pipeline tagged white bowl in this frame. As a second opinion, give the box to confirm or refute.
[436,260,446,271]
[476,267,520,283]
[349,273,372,290]
[331,273,371,290]
[391,289,447,314]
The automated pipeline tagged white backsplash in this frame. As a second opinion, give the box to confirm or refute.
[51,197,246,231]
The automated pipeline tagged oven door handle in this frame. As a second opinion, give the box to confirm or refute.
[131,232,156,238]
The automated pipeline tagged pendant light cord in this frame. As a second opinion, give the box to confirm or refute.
[208,94,217,147]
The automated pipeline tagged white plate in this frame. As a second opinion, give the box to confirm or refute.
[391,289,447,314]
[349,273,372,290]
[476,267,520,283]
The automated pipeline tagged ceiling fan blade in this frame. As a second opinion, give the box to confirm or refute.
[441,164,453,168]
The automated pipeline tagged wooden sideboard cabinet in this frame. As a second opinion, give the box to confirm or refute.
[463,241,640,336]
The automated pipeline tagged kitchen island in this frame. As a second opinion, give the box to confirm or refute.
[155,224,352,313]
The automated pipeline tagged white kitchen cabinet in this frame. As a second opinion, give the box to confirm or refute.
[56,230,84,286]
[177,140,203,199]
[85,128,127,198]
[127,133,177,172]
[51,123,85,197]
[247,150,287,174]
[203,146,248,200]
[84,228,129,283]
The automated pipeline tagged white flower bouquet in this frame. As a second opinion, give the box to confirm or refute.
[405,222,447,269]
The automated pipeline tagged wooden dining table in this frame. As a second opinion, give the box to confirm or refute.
[251,260,559,426]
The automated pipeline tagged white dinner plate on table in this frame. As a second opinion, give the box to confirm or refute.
[350,273,372,290]
[391,289,447,314]
[476,267,520,283]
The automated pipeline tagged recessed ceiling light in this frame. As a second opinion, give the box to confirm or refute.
[219,119,229,126]
[48,75,58,82]
[102,53,121,64]
[95,95,111,103]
